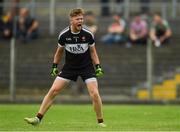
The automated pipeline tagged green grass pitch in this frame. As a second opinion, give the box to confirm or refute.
[0,104,179,131]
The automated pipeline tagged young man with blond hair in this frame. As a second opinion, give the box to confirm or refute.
[24,8,106,127]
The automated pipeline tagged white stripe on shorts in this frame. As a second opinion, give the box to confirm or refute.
[56,76,71,82]
[85,77,97,84]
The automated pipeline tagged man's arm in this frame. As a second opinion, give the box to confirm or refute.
[28,20,39,34]
[160,28,172,42]
[50,46,64,76]
[129,28,137,40]
[90,44,104,77]
[160,21,172,42]
[150,28,157,41]
[89,44,100,65]
[53,46,64,64]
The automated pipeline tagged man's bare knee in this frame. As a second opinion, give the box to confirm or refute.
[48,87,61,97]
[90,91,100,102]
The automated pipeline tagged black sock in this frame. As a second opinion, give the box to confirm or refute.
[98,118,103,123]
[36,113,43,121]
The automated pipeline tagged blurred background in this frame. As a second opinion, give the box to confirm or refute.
[0,0,180,104]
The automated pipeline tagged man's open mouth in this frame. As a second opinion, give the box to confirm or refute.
[77,24,82,27]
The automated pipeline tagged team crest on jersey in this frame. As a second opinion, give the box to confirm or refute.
[82,36,86,41]
[65,43,88,54]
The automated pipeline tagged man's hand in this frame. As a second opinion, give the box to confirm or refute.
[95,64,104,78]
[50,63,59,77]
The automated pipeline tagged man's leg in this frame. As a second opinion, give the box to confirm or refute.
[24,77,69,125]
[85,78,106,127]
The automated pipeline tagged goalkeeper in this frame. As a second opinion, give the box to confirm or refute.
[24,8,106,127]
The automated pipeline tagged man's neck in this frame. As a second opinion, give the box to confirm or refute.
[71,25,80,34]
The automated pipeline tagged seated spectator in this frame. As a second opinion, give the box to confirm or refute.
[129,14,148,45]
[150,13,172,47]
[17,8,39,43]
[0,11,13,39]
[84,11,97,34]
[101,13,126,44]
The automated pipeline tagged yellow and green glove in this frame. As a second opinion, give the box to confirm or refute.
[95,64,104,78]
[50,63,59,77]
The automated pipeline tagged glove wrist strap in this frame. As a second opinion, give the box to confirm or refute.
[52,63,58,68]
[95,64,101,69]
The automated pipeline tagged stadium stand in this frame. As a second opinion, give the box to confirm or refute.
[0,32,180,101]
[0,1,180,102]
[137,73,180,100]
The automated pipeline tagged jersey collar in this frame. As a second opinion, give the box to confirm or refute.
[70,25,81,34]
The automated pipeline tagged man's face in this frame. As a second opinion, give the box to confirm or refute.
[19,8,29,18]
[70,14,84,31]
[153,15,162,24]
[113,15,120,22]
[135,16,141,23]
[85,15,93,22]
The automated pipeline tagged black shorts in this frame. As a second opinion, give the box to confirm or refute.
[58,66,96,82]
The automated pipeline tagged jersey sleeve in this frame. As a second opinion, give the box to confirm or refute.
[58,33,65,47]
[163,20,170,29]
[89,33,95,46]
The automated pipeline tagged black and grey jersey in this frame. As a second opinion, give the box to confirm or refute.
[58,26,95,71]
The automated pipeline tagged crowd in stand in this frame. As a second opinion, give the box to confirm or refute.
[0,6,172,47]
[0,7,39,43]
[86,11,172,48]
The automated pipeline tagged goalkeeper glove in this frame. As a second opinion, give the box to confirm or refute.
[95,64,104,78]
[50,63,59,77]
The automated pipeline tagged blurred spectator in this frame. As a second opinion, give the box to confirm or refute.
[100,0,110,16]
[84,11,97,35]
[0,11,13,39]
[150,13,172,47]
[101,13,126,45]
[11,0,35,17]
[129,14,148,45]
[17,8,39,43]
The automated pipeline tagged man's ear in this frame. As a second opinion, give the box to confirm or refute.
[70,17,73,24]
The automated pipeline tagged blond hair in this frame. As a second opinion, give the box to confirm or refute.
[69,8,85,17]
